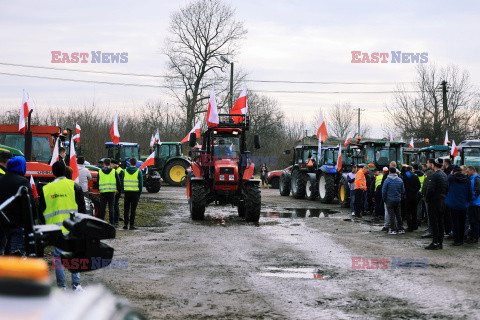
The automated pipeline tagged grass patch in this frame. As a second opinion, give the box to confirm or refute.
[119,197,170,227]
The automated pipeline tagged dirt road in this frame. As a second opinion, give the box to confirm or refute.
[81,186,480,319]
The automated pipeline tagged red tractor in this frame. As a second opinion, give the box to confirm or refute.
[186,114,262,222]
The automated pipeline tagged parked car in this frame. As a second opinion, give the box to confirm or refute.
[268,166,292,189]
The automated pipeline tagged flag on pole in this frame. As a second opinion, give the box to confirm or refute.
[154,130,161,145]
[49,138,60,165]
[336,145,343,172]
[73,123,81,143]
[19,90,32,134]
[110,112,120,145]
[69,135,79,182]
[149,134,154,148]
[389,132,393,142]
[139,151,155,170]
[206,86,219,128]
[409,138,414,148]
[30,175,38,200]
[230,86,247,124]
[316,111,328,142]
[344,137,351,146]
[443,130,449,146]
[451,140,458,157]
[55,119,59,127]
[181,121,202,144]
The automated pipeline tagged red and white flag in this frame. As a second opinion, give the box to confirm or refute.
[344,137,350,146]
[389,132,394,142]
[49,138,60,166]
[139,151,155,170]
[149,134,154,148]
[19,90,32,134]
[316,111,328,142]
[69,135,79,182]
[110,112,120,145]
[30,175,38,200]
[73,123,81,143]
[230,86,247,124]
[409,138,414,148]
[336,145,343,172]
[451,140,458,157]
[443,130,449,146]
[206,86,219,128]
[181,121,202,144]
[155,130,161,145]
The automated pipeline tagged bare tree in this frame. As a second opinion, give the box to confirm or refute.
[327,102,355,139]
[164,0,247,132]
[386,64,476,144]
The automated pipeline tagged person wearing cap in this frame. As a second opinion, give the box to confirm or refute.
[38,161,85,291]
[98,158,121,224]
[0,151,12,175]
[111,160,124,227]
[0,156,36,255]
[353,165,368,218]
[425,158,449,250]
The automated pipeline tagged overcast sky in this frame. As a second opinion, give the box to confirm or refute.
[0,0,478,137]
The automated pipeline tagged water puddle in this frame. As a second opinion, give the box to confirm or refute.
[258,267,325,279]
[261,208,338,219]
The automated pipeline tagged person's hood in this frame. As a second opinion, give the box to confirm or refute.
[405,171,412,178]
[7,156,26,176]
[387,173,398,180]
[450,172,469,184]
[126,166,139,174]
[101,166,113,174]
[415,170,424,177]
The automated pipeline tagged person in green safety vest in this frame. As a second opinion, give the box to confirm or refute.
[112,160,124,227]
[122,158,143,230]
[98,158,121,224]
[0,151,12,176]
[38,161,86,291]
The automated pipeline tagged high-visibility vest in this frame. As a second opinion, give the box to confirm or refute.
[116,167,123,175]
[418,175,425,192]
[98,169,117,193]
[124,169,140,192]
[354,170,367,191]
[375,175,383,192]
[0,167,5,175]
[43,178,78,234]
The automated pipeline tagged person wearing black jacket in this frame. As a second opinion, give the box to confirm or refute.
[0,151,12,175]
[425,158,449,250]
[0,156,36,255]
[98,158,121,224]
[403,166,421,231]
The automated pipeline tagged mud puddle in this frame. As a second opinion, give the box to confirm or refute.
[262,208,339,219]
[258,266,325,279]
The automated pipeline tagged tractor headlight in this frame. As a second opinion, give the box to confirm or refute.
[219,175,225,181]
[229,175,235,181]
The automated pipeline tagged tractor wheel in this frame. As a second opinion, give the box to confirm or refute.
[338,176,351,208]
[318,173,336,204]
[291,169,307,199]
[279,174,291,196]
[270,177,280,189]
[164,159,189,187]
[190,182,206,220]
[245,184,261,222]
[146,179,161,193]
[305,177,318,201]
[238,200,246,218]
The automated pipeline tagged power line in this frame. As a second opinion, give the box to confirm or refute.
[0,61,415,85]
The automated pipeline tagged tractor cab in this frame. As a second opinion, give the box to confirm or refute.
[457,140,480,168]
[403,147,420,165]
[418,145,450,164]
[104,142,140,167]
[361,140,404,170]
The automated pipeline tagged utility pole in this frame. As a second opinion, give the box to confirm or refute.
[441,80,449,129]
[230,62,234,111]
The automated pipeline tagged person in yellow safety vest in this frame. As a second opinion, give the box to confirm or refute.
[122,158,143,230]
[111,160,124,227]
[0,151,12,175]
[38,161,86,291]
[98,158,121,224]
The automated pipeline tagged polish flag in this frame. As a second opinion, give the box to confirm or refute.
[139,151,155,170]
[19,90,32,134]
[451,140,458,157]
[409,138,414,148]
[110,112,120,145]
[336,145,342,172]
[69,135,79,182]
[230,86,247,124]
[55,119,59,127]
[389,132,394,142]
[181,121,202,143]
[49,138,60,165]
[344,137,351,146]
[155,130,161,145]
[149,134,154,148]
[443,130,449,146]
[30,175,38,200]
[206,86,219,128]
[73,123,81,143]
[316,111,328,142]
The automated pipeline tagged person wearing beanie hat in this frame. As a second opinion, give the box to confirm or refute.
[0,156,36,255]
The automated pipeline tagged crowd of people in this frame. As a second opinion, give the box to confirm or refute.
[0,150,143,291]
[348,158,480,250]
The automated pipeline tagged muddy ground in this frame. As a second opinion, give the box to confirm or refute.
[77,186,480,319]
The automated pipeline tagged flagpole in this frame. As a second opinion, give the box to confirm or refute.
[24,109,33,162]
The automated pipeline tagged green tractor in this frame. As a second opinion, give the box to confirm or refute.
[0,144,24,156]
[145,142,191,187]
[103,142,162,193]
[418,145,450,164]
[403,147,419,165]
[279,144,319,199]
[455,140,480,168]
